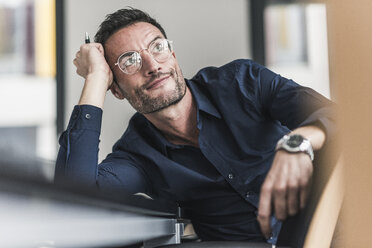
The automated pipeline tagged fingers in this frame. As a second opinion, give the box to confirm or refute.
[79,42,105,55]
[73,43,107,79]
[300,167,313,209]
[73,52,85,77]
[258,151,313,238]
[287,177,299,216]
[96,43,105,54]
[300,182,309,209]
[74,43,104,64]
[273,181,288,220]
[287,161,300,216]
[258,176,274,238]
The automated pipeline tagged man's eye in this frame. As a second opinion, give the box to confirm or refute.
[124,53,140,66]
[125,57,135,66]
[153,41,168,52]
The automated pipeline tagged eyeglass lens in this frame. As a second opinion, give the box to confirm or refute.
[117,39,172,74]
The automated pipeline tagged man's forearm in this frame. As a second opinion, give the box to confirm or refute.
[74,42,113,109]
[78,72,110,109]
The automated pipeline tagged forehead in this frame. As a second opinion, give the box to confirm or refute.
[104,22,165,62]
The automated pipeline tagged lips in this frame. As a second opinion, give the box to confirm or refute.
[145,75,170,90]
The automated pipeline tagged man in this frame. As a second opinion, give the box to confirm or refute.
[55,7,335,244]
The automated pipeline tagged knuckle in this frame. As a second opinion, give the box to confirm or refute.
[261,184,273,194]
[303,159,313,169]
[257,212,269,221]
[299,178,309,188]
[289,209,298,216]
[301,198,309,209]
[289,200,297,208]
[276,215,286,221]
[307,166,314,175]
[289,201,299,211]
[288,181,298,191]
[275,210,287,220]
[274,185,286,195]
[300,157,313,168]
[299,181,307,189]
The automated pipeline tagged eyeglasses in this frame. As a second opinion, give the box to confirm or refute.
[114,38,173,75]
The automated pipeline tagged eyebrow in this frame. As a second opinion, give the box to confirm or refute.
[131,35,163,52]
[115,35,164,63]
[148,36,163,46]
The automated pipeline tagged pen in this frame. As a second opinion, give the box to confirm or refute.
[85,32,90,44]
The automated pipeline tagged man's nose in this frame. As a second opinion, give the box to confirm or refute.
[141,50,162,75]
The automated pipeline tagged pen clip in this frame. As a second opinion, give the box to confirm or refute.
[85,32,90,44]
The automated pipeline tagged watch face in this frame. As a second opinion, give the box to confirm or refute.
[287,135,304,148]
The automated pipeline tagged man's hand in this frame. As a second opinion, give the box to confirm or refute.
[257,150,313,238]
[73,43,114,109]
[73,43,113,83]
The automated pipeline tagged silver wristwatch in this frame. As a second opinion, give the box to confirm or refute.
[275,134,314,161]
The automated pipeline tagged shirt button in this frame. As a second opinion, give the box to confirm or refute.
[246,191,254,198]
[85,113,91,119]
[228,173,234,180]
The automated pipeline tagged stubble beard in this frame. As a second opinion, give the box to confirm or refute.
[123,67,187,114]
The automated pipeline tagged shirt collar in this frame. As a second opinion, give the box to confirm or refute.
[133,79,222,153]
[186,79,221,119]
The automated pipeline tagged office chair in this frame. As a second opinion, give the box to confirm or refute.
[158,141,342,248]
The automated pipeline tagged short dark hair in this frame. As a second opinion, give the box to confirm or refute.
[94,7,167,45]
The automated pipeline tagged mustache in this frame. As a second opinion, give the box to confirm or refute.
[143,69,176,89]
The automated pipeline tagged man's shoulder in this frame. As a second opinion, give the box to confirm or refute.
[194,58,261,74]
[112,113,148,150]
[122,112,148,139]
[190,59,264,84]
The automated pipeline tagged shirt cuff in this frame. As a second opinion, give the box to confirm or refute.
[67,105,103,133]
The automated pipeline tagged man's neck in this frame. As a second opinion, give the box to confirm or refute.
[144,87,199,147]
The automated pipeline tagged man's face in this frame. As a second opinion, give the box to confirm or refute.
[104,22,186,114]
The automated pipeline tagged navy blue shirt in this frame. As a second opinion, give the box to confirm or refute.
[55,59,335,243]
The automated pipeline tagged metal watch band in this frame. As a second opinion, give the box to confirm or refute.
[275,134,314,161]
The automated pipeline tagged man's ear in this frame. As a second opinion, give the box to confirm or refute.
[110,81,125,100]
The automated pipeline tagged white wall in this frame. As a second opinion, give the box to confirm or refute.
[0,75,56,161]
[266,4,330,99]
[65,0,251,161]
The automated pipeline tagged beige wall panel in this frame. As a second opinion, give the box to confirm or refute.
[327,0,372,246]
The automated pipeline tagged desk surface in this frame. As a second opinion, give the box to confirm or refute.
[0,164,179,248]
